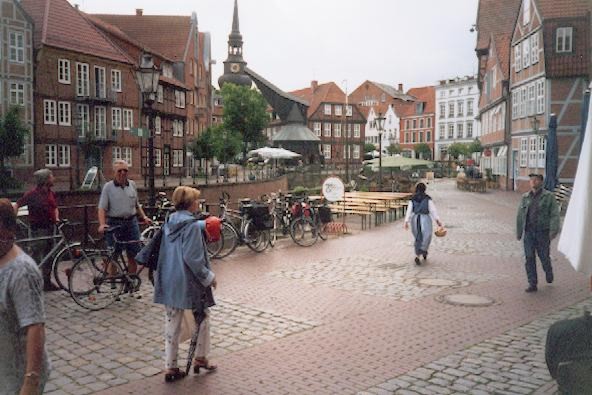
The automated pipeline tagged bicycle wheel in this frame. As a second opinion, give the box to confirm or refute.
[290,217,318,247]
[215,221,239,259]
[206,237,223,259]
[68,251,123,310]
[269,213,280,247]
[244,220,270,253]
[52,243,86,291]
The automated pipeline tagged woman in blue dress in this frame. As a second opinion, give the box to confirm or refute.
[404,182,443,265]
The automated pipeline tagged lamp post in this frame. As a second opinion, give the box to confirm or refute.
[73,113,82,187]
[375,112,386,191]
[530,115,540,174]
[135,53,160,207]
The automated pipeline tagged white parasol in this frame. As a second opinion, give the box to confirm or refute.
[248,146,301,160]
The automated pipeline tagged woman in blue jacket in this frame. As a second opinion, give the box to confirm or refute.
[153,186,217,382]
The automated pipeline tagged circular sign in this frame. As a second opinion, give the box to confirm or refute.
[322,177,345,202]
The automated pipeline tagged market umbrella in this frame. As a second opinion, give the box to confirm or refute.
[580,89,590,154]
[248,146,301,160]
[544,114,558,191]
[558,83,592,278]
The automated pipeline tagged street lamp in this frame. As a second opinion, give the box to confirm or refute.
[135,53,160,207]
[375,112,386,191]
[73,113,82,186]
[530,115,540,174]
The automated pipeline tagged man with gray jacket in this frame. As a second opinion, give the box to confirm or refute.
[516,173,560,293]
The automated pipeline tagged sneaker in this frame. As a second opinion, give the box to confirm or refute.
[546,273,554,284]
[415,257,421,266]
[422,252,428,260]
[525,285,538,293]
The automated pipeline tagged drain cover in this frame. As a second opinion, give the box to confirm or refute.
[438,294,496,307]
[418,278,459,287]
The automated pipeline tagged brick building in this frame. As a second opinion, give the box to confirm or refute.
[0,0,34,179]
[21,0,140,188]
[399,86,436,159]
[508,0,590,192]
[291,81,366,165]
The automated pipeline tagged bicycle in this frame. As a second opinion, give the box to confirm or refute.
[263,193,318,247]
[68,226,145,310]
[213,192,270,258]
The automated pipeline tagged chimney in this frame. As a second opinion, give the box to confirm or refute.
[311,80,318,92]
[136,9,143,16]
[398,83,403,92]
[74,4,79,10]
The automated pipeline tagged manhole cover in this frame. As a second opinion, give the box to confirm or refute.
[418,278,459,287]
[437,294,497,307]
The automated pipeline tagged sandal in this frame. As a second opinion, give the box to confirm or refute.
[164,368,186,382]
[193,358,217,374]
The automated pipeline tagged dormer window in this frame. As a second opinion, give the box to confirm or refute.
[556,27,573,53]
[522,0,530,26]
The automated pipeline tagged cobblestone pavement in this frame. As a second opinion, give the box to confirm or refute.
[39,180,591,394]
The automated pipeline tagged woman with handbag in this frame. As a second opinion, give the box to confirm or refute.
[153,186,217,382]
[404,182,443,265]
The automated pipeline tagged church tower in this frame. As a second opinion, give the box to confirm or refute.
[218,0,252,88]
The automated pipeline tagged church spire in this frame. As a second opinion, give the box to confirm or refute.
[218,0,252,88]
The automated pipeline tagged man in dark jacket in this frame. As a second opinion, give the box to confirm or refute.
[516,173,560,292]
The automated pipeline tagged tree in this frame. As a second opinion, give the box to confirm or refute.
[220,84,269,160]
[387,143,401,155]
[467,138,483,154]
[447,142,469,160]
[364,143,376,153]
[190,126,218,182]
[413,143,432,159]
[211,127,242,164]
[0,107,29,190]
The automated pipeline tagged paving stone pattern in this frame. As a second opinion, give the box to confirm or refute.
[43,290,317,395]
[362,299,592,395]
[269,256,503,301]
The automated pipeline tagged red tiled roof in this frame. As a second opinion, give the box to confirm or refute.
[476,0,521,51]
[20,0,133,64]
[92,14,192,62]
[290,82,346,118]
[536,0,591,19]
[493,33,512,79]
[399,86,436,117]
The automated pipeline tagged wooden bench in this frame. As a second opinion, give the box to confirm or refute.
[554,184,573,214]
[328,202,374,230]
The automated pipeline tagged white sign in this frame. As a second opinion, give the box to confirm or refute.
[322,176,345,202]
[81,166,98,190]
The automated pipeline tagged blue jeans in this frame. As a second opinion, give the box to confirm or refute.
[106,217,142,256]
[523,229,553,286]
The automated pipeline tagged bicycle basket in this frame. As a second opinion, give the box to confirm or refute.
[318,206,332,223]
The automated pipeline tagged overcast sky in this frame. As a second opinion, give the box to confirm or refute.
[72,0,479,93]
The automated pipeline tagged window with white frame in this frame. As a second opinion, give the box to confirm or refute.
[346,105,352,116]
[112,108,122,130]
[521,86,527,117]
[94,107,106,138]
[404,132,409,143]
[123,109,133,130]
[10,83,24,106]
[157,85,164,103]
[536,79,545,114]
[520,138,528,167]
[123,147,132,166]
[427,118,432,128]
[9,31,24,63]
[58,102,71,125]
[173,120,184,137]
[523,0,530,25]
[45,145,57,167]
[531,32,539,63]
[111,69,122,92]
[512,90,519,119]
[354,124,360,138]
[426,131,431,142]
[313,122,321,137]
[155,116,162,134]
[528,136,538,168]
[77,104,89,137]
[44,100,56,124]
[333,123,341,138]
[448,123,454,139]
[467,122,474,138]
[172,150,184,167]
[538,136,546,168]
[448,102,454,118]
[323,144,331,159]
[457,123,464,139]
[323,122,331,137]
[324,104,331,115]
[419,119,424,128]
[76,63,89,96]
[556,27,573,53]
[94,66,106,98]
[457,101,464,117]
[112,147,121,162]
[528,84,536,116]
[154,149,162,167]
[439,124,445,139]
[523,38,530,68]
[58,59,71,84]
[439,103,445,119]
[467,100,474,116]
[175,91,186,108]
[58,145,70,167]
[334,105,342,116]
[353,145,360,159]
[515,45,522,72]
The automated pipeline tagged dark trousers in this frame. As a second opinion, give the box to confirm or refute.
[523,229,553,286]
[31,226,55,283]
